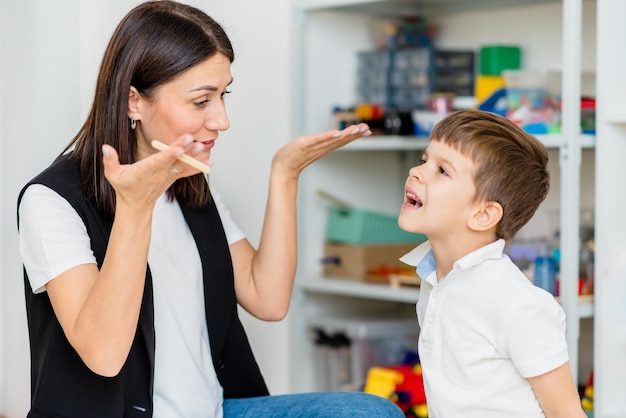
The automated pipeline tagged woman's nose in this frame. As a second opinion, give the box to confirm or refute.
[207,101,230,131]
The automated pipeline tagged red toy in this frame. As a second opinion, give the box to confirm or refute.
[364,363,427,417]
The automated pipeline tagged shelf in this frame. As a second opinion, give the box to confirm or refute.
[338,133,595,152]
[299,277,595,318]
[340,135,429,151]
[298,0,559,17]
[606,112,626,124]
[539,133,596,149]
[299,276,420,303]
[556,294,594,319]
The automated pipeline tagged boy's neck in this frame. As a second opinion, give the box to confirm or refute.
[428,233,499,280]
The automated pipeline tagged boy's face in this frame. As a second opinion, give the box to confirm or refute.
[399,140,478,239]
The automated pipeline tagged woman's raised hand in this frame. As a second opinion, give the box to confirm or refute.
[271,123,371,179]
[101,135,202,210]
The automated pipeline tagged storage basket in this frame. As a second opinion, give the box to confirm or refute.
[325,206,426,245]
[309,315,419,392]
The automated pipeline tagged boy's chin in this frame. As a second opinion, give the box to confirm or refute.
[398,216,422,234]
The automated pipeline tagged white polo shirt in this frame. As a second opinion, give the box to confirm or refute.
[400,239,569,418]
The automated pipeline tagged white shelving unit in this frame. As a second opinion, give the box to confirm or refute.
[594,1,626,415]
[291,0,597,393]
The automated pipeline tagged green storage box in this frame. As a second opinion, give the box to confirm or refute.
[325,206,426,245]
[479,45,521,75]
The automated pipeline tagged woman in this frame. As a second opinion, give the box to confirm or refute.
[17,1,404,417]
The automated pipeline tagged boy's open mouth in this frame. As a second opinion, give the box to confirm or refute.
[406,191,423,208]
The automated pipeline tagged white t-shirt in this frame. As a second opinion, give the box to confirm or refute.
[18,183,245,418]
[400,239,569,418]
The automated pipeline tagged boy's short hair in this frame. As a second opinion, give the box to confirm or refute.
[430,110,550,241]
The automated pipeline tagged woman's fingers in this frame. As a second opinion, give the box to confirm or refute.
[303,123,372,156]
[151,137,210,174]
[101,144,123,178]
[101,142,178,207]
[321,123,372,149]
[273,123,372,176]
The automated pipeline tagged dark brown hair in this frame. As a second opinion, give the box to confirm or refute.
[63,0,234,217]
[430,110,550,241]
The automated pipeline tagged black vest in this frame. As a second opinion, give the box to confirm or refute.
[18,155,268,418]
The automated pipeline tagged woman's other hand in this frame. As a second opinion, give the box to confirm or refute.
[272,123,371,179]
[232,123,370,320]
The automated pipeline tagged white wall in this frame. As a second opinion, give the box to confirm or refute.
[2,1,83,414]
[0,1,292,416]
[205,0,295,396]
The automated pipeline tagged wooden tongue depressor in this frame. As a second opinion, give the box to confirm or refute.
[151,140,211,174]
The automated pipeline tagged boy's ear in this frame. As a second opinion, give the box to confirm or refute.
[468,201,503,232]
[127,86,141,120]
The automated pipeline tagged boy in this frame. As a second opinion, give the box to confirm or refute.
[399,110,586,417]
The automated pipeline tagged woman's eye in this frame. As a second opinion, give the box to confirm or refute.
[194,99,209,108]
[220,90,232,100]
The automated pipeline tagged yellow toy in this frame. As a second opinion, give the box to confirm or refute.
[364,363,428,417]
[581,371,594,417]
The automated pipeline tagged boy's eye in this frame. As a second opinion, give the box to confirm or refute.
[418,158,427,165]
[439,166,449,176]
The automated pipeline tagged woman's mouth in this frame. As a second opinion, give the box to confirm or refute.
[196,139,215,152]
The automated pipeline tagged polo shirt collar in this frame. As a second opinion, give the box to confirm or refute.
[400,239,506,284]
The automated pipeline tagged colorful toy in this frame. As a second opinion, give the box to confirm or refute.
[581,371,594,417]
[364,362,427,417]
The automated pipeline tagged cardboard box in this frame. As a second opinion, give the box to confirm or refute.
[322,242,419,281]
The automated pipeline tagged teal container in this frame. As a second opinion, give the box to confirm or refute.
[325,206,426,245]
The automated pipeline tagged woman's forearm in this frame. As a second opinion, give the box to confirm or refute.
[239,168,298,320]
[51,205,153,376]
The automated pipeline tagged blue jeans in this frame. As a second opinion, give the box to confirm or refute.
[223,391,405,418]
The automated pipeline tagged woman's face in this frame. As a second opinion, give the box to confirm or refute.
[132,53,232,162]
